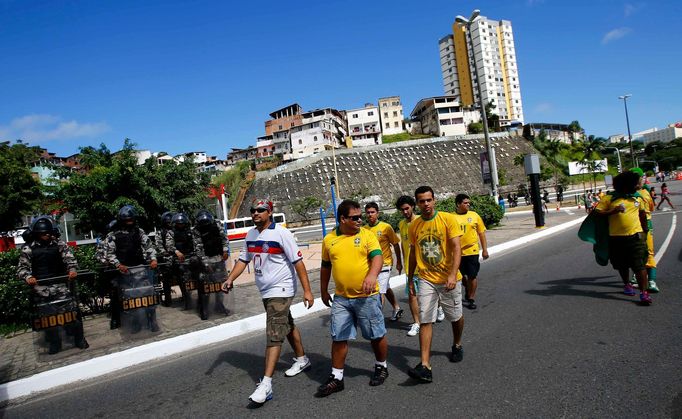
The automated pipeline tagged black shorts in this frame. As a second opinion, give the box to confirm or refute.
[459,255,481,279]
[608,233,647,271]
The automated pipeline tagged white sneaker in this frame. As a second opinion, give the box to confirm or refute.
[284,357,311,377]
[249,380,273,404]
[407,323,420,337]
[436,306,445,322]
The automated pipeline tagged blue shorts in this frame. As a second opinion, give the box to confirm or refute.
[330,294,386,342]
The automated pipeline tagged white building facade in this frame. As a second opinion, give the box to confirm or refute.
[346,104,382,147]
[410,96,478,137]
[288,108,348,160]
[639,124,682,144]
[378,96,405,135]
[439,15,524,126]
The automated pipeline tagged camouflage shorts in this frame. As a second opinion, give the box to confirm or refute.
[262,297,295,347]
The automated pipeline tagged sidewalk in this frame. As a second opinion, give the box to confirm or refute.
[0,206,586,391]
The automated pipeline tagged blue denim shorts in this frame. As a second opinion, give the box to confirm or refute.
[330,294,386,342]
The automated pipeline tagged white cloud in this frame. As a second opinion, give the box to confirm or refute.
[0,114,110,142]
[624,3,642,17]
[601,27,632,44]
[534,102,552,113]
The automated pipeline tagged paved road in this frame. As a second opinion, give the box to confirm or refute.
[3,209,681,418]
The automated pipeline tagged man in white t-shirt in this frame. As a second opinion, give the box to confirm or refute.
[222,198,314,405]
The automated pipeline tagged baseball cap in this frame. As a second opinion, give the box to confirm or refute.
[630,167,645,177]
[251,198,273,211]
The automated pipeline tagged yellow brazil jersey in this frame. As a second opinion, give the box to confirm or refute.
[638,188,654,220]
[363,221,399,267]
[399,217,417,275]
[453,211,486,256]
[408,211,463,284]
[322,227,382,298]
[595,194,644,236]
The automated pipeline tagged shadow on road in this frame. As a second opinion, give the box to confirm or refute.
[525,275,635,301]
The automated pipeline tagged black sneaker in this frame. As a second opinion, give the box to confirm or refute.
[369,365,389,386]
[450,345,464,363]
[466,299,477,310]
[316,375,344,397]
[408,363,432,383]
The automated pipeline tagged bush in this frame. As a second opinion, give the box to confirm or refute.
[435,195,503,228]
[470,195,504,228]
[0,248,32,331]
[0,244,111,333]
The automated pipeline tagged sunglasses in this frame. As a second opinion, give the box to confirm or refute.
[250,208,268,214]
[345,215,363,222]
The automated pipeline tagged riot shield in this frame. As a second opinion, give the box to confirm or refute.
[32,275,88,362]
[198,256,234,319]
[117,265,162,337]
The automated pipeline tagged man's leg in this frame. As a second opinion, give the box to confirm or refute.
[385,288,399,311]
[370,336,388,362]
[419,323,434,367]
[466,277,478,301]
[408,293,420,323]
[452,318,463,347]
[286,325,305,358]
[331,340,349,369]
[264,345,283,378]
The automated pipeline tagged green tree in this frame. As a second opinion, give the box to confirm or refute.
[0,142,42,231]
[211,160,252,206]
[291,196,323,222]
[467,121,483,134]
[57,139,211,233]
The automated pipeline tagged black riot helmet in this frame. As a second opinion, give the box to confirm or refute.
[171,213,190,230]
[160,211,175,229]
[31,217,53,240]
[117,205,137,223]
[195,210,214,230]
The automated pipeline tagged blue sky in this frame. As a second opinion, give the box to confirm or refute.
[1,0,680,158]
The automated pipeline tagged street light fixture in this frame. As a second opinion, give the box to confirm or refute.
[618,94,636,167]
[456,9,499,200]
[604,146,622,173]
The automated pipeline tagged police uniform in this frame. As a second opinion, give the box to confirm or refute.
[17,238,88,353]
[103,226,158,331]
[166,223,205,312]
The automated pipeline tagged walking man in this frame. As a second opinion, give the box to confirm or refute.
[363,202,403,321]
[407,186,464,383]
[453,194,489,310]
[317,199,388,397]
[594,171,652,305]
[222,198,314,405]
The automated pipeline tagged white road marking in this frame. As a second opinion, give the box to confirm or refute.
[654,213,677,264]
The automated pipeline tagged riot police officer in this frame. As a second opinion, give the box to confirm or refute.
[96,219,120,329]
[195,210,228,261]
[17,216,89,354]
[166,213,205,316]
[103,205,158,332]
[155,211,175,306]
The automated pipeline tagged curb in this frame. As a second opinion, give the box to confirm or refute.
[0,215,586,403]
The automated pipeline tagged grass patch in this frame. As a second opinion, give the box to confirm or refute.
[382,133,433,143]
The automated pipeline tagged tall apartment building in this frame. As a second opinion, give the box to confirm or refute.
[378,96,405,135]
[346,104,382,147]
[439,14,524,126]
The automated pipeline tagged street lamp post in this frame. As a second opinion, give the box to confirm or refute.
[618,94,636,167]
[604,146,622,173]
[456,9,499,200]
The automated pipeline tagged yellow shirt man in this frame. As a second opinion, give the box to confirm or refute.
[363,221,399,267]
[321,227,382,298]
[595,194,645,236]
[453,211,486,256]
[408,211,463,284]
[399,218,416,274]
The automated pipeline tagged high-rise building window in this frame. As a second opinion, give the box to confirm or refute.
[384,112,388,118]
[393,111,398,117]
